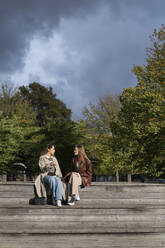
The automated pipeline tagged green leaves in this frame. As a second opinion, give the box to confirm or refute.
[19,82,71,126]
[77,94,120,176]
[111,26,165,178]
[79,26,165,179]
[0,82,75,176]
[0,116,24,173]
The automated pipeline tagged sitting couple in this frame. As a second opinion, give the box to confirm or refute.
[33,144,92,207]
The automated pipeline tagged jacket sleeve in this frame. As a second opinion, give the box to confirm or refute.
[39,156,51,173]
[81,159,92,178]
[53,157,62,178]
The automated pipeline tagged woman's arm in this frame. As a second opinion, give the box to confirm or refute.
[81,159,92,177]
[53,157,62,178]
[61,171,72,183]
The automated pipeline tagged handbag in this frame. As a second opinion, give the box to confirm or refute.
[48,165,56,176]
[47,157,56,176]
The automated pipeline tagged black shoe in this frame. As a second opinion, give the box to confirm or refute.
[47,195,52,205]
[29,197,47,205]
[52,197,56,206]
[40,197,47,205]
[29,197,41,205]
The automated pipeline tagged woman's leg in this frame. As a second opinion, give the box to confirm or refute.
[43,175,54,195]
[68,173,81,202]
[43,176,62,206]
[54,176,62,200]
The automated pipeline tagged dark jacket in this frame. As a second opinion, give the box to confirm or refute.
[62,157,92,187]
[72,157,92,187]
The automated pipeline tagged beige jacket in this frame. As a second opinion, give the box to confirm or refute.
[39,154,62,177]
[34,154,66,200]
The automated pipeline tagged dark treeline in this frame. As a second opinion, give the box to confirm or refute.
[0,82,79,177]
[0,26,165,179]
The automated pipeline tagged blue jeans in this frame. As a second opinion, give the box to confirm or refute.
[43,175,62,200]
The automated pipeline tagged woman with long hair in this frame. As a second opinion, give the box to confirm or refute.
[63,145,92,206]
[39,144,63,207]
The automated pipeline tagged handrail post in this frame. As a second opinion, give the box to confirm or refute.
[116,170,119,183]
[2,173,7,183]
[127,172,132,183]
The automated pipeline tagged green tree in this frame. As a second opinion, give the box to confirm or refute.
[0,82,80,177]
[0,83,43,176]
[0,114,24,174]
[77,94,120,175]
[0,82,18,117]
[0,113,42,176]
[111,26,165,178]
[19,82,71,126]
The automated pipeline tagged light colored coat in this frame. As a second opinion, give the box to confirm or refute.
[34,154,66,200]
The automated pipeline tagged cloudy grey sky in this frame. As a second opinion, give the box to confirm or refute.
[0,0,165,119]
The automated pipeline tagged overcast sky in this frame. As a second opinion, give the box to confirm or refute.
[0,0,165,119]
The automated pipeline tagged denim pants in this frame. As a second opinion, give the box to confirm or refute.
[43,175,62,200]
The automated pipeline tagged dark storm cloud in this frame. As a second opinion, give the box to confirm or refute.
[42,0,165,97]
[1,0,164,74]
[108,0,165,19]
[0,0,101,73]
[0,0,164,74]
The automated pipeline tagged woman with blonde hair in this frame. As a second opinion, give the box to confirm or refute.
[63,145,92,206]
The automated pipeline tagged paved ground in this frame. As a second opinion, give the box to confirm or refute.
[0,182,165,247]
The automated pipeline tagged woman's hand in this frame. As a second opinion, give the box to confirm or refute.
[61,177,65,183]
[50,162,56,167]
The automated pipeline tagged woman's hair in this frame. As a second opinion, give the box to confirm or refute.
[75,145,89,164]
[40,144,54,156]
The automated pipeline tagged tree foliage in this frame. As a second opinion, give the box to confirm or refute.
[77,94,120,175]
[19,82,71,126]
[111,25,165,178]
[0,82,77,177]
[0,114,23,174]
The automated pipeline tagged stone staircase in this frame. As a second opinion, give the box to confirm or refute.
[0,182,165,247]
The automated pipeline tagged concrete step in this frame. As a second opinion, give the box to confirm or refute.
[1,207,165,215]
[85,184,165,193]
[1,213,165,222]
[0,182,165,246]
[78,192,165,199]
[1,198,165,208]
[0,183,33,192]
[0,183,165,203]
[0,233,165,248]
[1,182,165,193]
[1,207,164,234]
[1,191,165,199]
[0,220,165,234]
